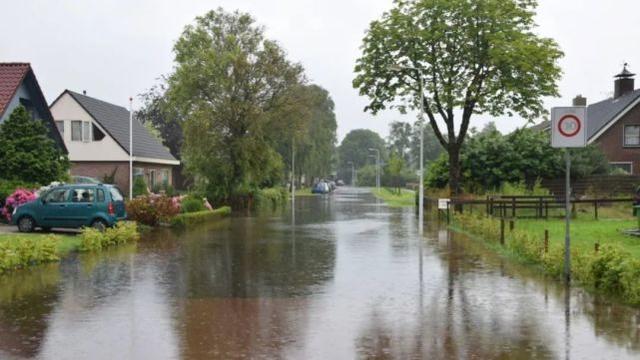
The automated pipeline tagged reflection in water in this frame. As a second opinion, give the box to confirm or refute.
[0,188,638,359]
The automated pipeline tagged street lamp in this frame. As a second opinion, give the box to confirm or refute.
[368,148,381,191]
[389,63,425,235]
[347,161,356,187]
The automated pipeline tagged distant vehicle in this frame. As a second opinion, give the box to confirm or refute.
[336,180,345,186]
[12,184,127,232]
[71,175,102,184]
[312,182,330,194]
[328,181,337,191]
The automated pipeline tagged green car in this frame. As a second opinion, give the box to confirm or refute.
[12,184,127,232]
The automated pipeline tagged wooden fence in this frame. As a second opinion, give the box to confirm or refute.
[542,175,640,197]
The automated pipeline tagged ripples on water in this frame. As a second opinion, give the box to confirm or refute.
[0,187,639,359]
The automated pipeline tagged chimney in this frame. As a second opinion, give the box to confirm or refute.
[614,63,635,99]
[82,90,87,95]
[572,95,587,106]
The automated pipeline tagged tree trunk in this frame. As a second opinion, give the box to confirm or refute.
[448,145,462,197]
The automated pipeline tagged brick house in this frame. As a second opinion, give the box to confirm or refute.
[533,65,640,174]
[50,90,179,196]
[0,63,66,152]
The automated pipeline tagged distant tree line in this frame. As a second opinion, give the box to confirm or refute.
[135,8,337,205]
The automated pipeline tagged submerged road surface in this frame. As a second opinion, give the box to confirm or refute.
[0,187,639,359]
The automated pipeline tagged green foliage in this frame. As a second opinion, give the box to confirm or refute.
[425,127,609,192]
[79,222,139,252]
[353,0,563,194]
[126,196,159,226]
[170,206,231,228]
[386,152,405,193]
[338,129,386,183]
[170,8,305,204]
[133,176,149,197]
[0,106,70,184]
[0,179,39,204]
[254,187,288,209]
[0,235,59,273]
[181,195,206,213]
[137,84,183,159]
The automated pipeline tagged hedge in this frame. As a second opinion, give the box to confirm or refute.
[0,235,59,273]
[169,206,231,228]
[79,222,140,252]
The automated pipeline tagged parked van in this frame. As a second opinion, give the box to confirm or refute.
[12,184,127,232]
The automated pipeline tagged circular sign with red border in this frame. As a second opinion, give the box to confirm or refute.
[557,114,581,137]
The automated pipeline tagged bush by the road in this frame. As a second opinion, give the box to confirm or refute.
[79,222,140,252]
[170,206,231,228]
[454,213,640,304]
[254,188,288,209]
[180,195,206,213]
[0,235,59,273]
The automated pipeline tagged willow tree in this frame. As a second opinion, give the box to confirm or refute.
[168,8,305,201]
[353,0,563,195]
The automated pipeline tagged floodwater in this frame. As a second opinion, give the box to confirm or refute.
[0,188,639,359]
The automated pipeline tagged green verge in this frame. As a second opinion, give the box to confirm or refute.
[371,187,416,207]
[170,206,231,228]
[452,213,640,305]
[294,187,316,197]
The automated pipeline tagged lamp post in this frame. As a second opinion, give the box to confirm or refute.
[389,64,425,235]
[129,97,133,200]
[368,148,380,190]
[348,161,356,186]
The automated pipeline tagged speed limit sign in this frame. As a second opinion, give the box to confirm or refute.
[551,107,587,148]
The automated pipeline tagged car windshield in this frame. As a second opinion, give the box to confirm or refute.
[109,187,124,202]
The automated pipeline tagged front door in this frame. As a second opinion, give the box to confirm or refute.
[40,188,74,227]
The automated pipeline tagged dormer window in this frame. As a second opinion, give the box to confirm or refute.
[71,120,92,142]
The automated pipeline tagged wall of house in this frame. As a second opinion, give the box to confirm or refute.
[71,161,174,197]
[594,104,640,174]
[50,93,130,161]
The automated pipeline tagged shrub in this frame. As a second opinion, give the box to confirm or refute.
[0,179,40,204]
[1,189,37,221]
[181,195,206,213]
[126,196,158,226]
[255,187,288,209]
[133,176,149,197]
[79,221,139,252]
[170,206,231,228]
[0,235,59,273]
[153,195,181,222]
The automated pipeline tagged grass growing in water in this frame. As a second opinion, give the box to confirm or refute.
[372,187,416,207]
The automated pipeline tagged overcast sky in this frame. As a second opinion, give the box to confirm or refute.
[2,0,639,142]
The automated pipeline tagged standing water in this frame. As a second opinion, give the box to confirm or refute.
[0,187,639,359]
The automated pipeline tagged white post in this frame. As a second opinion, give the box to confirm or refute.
[129,97,133,200]
[564,149,571,283]
[418,74,425,236]
[291,141,295,205]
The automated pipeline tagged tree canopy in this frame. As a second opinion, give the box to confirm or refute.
[353,0,563,194]
[0,106,69,184]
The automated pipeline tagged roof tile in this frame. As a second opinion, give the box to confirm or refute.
[0,63,30,118]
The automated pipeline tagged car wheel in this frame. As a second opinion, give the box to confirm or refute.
[17,216,36,233]
[91,219,108,232]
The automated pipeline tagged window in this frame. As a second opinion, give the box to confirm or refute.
[109,187,124,202]
[71,121,82,141]
[624,125,640,146]
[610,162,633,174]
[43,188,70,203]
[71,188,95,203]
[162,170,169,186]
[97,189,105,202]
[133,167,144,179]
[149,170,156,189]
[55,121,64,136]
[71,121,92,142]
[92,123,105,141]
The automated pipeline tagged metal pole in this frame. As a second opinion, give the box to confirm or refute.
[291,141,295,206]
[129,97,133,200]
[418,73,425,236]
[377,150,380,190]
[564,150,571,283]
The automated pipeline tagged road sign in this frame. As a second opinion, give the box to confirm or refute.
[438,198,450,210]
[551,107,587,148]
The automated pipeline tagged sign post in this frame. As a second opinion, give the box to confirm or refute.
[551,107,587,283]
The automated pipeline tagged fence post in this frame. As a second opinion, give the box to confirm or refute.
[595,242,599,254]
[538,197,543,218]
[500,218,505,245]
[512,198,516,218]
[544,229,549,253]
[446,203,450,225]
[594,201,598,220]
[509,220,514,231]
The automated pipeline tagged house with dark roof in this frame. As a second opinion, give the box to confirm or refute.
[50,90,179,195]
[532,64,640,174]
[0,63,66,152]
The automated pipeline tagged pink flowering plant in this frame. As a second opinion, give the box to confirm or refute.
[2,189,37,222]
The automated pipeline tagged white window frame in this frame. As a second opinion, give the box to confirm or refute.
[610,161,633,174]
[71,121,82,141]
[623,125,640,147]
[82,121,91,143]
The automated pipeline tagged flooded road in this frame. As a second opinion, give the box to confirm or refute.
[1,187,639,359]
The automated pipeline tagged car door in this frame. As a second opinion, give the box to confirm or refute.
[67,187,96,227]
[40,188,74,227]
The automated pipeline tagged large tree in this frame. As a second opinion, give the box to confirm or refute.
[136,82,183,159]
[0,106,69,184]
[338,129,386,183]
[353,0,563,195]
[168,9,305,201]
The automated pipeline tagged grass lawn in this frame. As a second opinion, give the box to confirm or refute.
[294,187,316,197]
[0,232,82,256]
[372,187,416,207]
[513,217,640,257]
